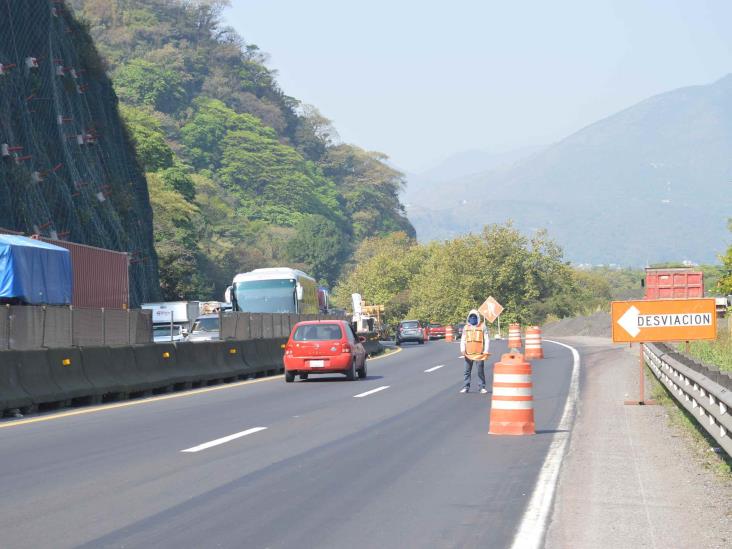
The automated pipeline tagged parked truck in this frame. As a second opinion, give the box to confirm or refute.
[0,235,72,305]
[642,267,704,299]
[1,227,130,309]
[141,301,200,342]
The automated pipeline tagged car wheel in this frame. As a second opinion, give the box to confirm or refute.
[346,359,357,381]
[395,340,401,346]
[358,360,367,379]
[285,370,295,383]
[418,339,424,345]
[300,373,309,380]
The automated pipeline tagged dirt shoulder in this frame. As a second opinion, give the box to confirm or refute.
[544,336,731,549]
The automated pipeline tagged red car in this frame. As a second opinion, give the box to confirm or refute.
[283,320,367,382]
[427,323,446,340]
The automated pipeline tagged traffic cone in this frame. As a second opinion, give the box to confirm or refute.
[508,323,522,351]
[524,326,544,359]
[489,353,535,436]
[445,325,454,342]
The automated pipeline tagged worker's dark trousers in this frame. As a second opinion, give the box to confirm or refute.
[463,358,486,389]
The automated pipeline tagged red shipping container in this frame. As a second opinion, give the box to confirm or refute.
[644,268,704,300]
[38,238,130,309]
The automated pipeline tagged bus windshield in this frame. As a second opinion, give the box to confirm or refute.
[234,279,297,313]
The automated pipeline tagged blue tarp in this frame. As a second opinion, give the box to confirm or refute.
[0,235,72,305]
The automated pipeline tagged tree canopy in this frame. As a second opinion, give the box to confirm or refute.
[334,225,612,327]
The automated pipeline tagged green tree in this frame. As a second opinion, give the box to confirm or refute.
[158,164,196,202]
[333,233,424,322]
[114,59,186,113]
[120,105,174,171]
[322,144,414,239]
[147,172,208,299]
[286,215,350,285]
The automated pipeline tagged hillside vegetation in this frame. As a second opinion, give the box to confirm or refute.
[71,0,413,299]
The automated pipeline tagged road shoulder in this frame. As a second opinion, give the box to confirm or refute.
[544,336,732,549]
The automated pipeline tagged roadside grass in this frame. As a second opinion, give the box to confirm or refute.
[647,367,732,479]
[686,326,732,373]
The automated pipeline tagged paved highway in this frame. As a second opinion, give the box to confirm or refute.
[0,339,575,549]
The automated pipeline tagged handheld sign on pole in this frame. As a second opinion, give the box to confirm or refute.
[479,296,504,323]
[479,296,504,339]
[612,298,717,405]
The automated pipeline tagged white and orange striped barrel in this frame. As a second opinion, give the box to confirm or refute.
[508,323,522,350]
[489,353,535,436]
[445,325,454,342]
[524,326,544,359]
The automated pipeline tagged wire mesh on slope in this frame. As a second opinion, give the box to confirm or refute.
[0,0,159,306]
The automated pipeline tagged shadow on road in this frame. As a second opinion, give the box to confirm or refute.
[534,429,569,435]
[300,375,385,383]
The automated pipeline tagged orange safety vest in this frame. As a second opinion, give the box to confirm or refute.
[464,324,487,360]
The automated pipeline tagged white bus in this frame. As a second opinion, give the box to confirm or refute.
[226,268,319,314]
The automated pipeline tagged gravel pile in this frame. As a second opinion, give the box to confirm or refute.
[543,311,612,338]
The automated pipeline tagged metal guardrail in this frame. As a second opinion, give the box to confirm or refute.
[644,343,731,458]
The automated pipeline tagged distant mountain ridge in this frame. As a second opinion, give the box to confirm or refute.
[407,74,732,265]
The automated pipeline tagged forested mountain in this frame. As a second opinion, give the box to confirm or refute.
[407,75,732,265]
[70,0,413,298]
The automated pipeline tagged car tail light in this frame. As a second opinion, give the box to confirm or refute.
[284,345,293,356]
[342,343,352,353]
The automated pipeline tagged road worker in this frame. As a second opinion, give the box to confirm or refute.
[460,308,490,394]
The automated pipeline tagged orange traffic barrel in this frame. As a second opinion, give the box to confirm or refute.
[508,323,522,350]
[524,326,544,359]
[489,353,535,436]
[445,325,454,342]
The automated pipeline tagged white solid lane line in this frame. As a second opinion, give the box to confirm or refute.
[181,427,268,453]
[509,339,580,549]
[424,365,445,373]
[353,386,390,398]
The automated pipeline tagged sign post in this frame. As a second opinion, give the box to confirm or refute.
[611,298,717,405]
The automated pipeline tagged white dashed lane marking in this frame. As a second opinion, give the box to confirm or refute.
[353,386,390,398]
[181,427,268,453]
[424,365,445,373]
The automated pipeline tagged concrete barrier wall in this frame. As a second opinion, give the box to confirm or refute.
[0,337,288,415]
[0,305,152,350]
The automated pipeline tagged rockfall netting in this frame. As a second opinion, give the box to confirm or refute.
[0,0,159,306]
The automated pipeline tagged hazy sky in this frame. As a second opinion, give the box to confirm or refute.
[224,0,732,173]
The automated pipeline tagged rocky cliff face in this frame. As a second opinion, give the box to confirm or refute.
[0,0,159,305]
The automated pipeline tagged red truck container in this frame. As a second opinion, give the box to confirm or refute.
[643,268,704,300]
[38,238,130,309]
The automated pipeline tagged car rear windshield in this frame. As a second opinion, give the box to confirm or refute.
[400,321,418,329]
[429,323,441,328]
[191,317,219,332]
[293,323,343,341]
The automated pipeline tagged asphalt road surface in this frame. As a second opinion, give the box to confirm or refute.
[0,339,574,549]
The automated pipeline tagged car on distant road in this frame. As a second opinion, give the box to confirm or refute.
[283,320,367,382]
[427,323,446,340]
[186,314,220,342]
[395,319,426,345]
[455,322,466,338]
